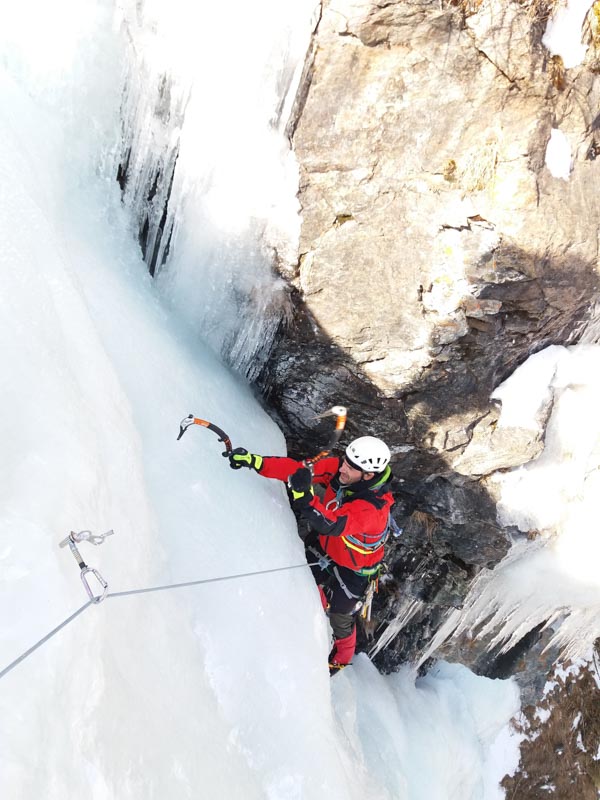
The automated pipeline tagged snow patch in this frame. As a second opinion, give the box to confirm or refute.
[542,0,595,68]
[491,345,561,431]
[535,706,553,724]
[545,128,572,180]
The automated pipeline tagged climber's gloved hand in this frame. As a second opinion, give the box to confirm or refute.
[226,447,263,471]
[288,467,314,503]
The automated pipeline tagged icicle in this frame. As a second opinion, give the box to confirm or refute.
[370,598,426,660]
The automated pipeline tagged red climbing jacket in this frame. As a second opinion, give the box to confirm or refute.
[258,456,394,572]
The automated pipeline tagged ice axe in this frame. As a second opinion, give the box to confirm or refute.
[177,414,233,455]
[177,405,347,463]
[304,405,347,468]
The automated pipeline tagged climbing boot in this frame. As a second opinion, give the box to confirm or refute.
[329,661,348,677]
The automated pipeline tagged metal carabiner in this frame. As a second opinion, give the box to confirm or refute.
[80,566,109,603]
[361,581,376,622]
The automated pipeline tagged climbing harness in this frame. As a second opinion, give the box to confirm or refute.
[306,542,331,572]
[58,529,114,603]
[177,414,233,454]
[317,554,331,571]
[332,565,362,600]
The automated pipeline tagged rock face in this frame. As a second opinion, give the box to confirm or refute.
[264,0,600,439]
[258,0,600,684]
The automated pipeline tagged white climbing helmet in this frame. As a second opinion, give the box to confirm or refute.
[345,436,391,474]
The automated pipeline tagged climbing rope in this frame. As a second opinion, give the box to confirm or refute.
[0,560,319,681]
[0,601,93,680]
[107,561,317,599]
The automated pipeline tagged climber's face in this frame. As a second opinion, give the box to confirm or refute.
[339,458,373,486]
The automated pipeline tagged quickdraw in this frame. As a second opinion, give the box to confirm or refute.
[59,529,114,602]
[360,578,378,622]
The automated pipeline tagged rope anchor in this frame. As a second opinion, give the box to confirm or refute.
[59,529,114,603]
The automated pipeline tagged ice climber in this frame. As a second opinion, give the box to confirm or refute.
[226,436,394,674]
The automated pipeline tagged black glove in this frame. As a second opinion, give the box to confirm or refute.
[225,447,263,471]
[288,467,314,502]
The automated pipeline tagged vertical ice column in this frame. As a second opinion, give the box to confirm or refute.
[111,0,319,380]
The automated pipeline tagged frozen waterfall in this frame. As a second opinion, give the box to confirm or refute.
[5,2,581,798]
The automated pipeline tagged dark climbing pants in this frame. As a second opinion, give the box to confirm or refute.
[304,535,368,643]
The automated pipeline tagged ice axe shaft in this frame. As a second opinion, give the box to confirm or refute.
[177,414,233,454]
